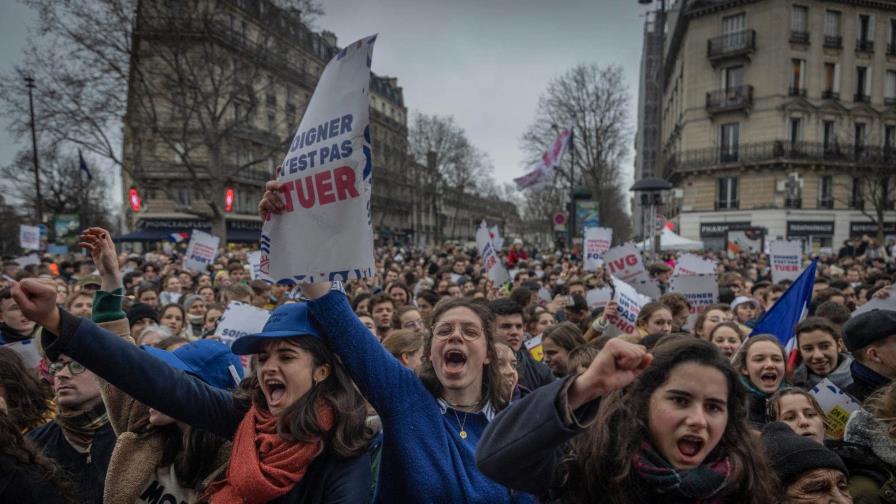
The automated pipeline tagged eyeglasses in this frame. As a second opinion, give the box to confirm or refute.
[49,360,87,376]
[432,323,483,341]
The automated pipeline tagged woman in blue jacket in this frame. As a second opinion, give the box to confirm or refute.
[12,271,371,501]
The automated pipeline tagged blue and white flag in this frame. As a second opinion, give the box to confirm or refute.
[751,260,817,356]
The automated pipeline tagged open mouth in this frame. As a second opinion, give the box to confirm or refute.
[759,371,779,387]
[677,435,704,458]
[799,431,816,438]
[443,349,468,373]
[264,377,287,406]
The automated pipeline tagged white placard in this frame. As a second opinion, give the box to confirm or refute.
[477,220,511,285]
[584,227,612,272]
[182,230,220,273]
[672,253,716,277]
[604,243,661,299]
[670,275,719,330]
[585,287,613,309]
[489,226,504,250]
[810,378,861,439]
[215,301,272,347]
[605,277,652,337]
[852,286,896,317]
[260,35,377,284]
[3,339,41,369]
[769,240,803,283]
[14,253,40,267]
[247,251,262,280]
[19,225,40,251]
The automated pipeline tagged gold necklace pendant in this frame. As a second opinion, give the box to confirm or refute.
[459,430,468,439]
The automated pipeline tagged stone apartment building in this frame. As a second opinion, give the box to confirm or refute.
[660,0,896,251]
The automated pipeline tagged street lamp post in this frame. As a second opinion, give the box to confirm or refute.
[631,177,672,262]
[25,76,44,225]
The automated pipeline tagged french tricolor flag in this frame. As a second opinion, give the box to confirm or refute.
[169,232,189,243]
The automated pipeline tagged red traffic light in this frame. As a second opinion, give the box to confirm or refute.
[128,187,141,212]
[224,187,234,213]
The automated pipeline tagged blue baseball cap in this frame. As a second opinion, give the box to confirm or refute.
[229,303,320,356]
[142,339,244,389]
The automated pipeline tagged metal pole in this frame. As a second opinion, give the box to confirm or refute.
[25,76,44,224]
[567,126,576,250]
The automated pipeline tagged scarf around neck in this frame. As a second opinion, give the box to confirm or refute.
[203,402,334,504]
[55,397,109,450]
[632,441,736,503]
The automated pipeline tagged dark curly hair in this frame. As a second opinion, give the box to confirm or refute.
[561,338,778,503]
[0,412,77,504]
[0,347,53,432]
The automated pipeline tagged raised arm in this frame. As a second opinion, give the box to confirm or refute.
[303,282,424,420]
[12,279,244,439]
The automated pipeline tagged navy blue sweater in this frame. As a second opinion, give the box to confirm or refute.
[40,310,370,504]
[308,291,535,503]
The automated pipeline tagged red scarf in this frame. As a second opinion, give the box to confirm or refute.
[203,402,334,504]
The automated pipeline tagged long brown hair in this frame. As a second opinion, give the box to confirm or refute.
[232,336,371,458]
[0,412,77,504]
[561,338,777,503]
[0,348,53,432]
[416,297,507,411]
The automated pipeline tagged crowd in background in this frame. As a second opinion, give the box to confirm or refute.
[0,223,895,503]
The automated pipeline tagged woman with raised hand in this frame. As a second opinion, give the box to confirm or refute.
[261,181,536,503]
[11,227,372,504]
[476,337,778,503]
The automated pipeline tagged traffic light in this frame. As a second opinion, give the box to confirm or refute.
[224,186,234,213]
[128,186,141,212]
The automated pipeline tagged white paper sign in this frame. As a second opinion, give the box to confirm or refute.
[604,243,661,299]
[770,240,803,283]
[670,275,719,330]
[584,227,612,272]
[489,226,504,250]
[852,286,896,317]
[477,221,511,285]
[260,36,377,284]
[182,230,220,273]
[3,339,41,369]
[672,254,716,277]
[247,251,262,280]
[605,277,652,337]
[215,301,272,347]
[19,225,40,251]
[585,287,613,309]
[810,378,861,439]
[14,253,40,267]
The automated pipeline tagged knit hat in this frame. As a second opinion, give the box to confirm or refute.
[842,309,896,352]
[142,339,243,389]
[730,296,760,310]
[182,294,203,312]
[127,303,160,327]
[760,422,848,486]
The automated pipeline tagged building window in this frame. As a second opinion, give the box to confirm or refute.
[818,176,834,208]
[886,70,896,105]
[855,123,867,160]
[717,177,738,209]
[791,6,809,42]
[789,117,802,146]
[720,123,740,162]
[823,63,840,98]
[857,14,875,51]
[885,125,896,151]
[825,10,842,47]
[856,66,870,102]
[851,177,864,209]
[790,59,806,95]
[823,120,836,151]
[890,19,896,54]
[176,188,191,207]
[723,65,744,90]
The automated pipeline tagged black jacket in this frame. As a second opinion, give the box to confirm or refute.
[516,347,555,392]
[27,420,116,504]
[845,361,891,404]
[40,309,371,503]
[0,454,69,504]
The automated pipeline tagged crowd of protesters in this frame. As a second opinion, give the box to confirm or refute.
[1,201,896,502]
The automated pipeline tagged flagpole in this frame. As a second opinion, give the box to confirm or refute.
[568,124,576,250]
[25,76,44,225]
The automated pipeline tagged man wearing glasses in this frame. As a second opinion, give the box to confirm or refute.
[28,355,115,504]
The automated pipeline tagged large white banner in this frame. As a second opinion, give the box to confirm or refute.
[477,220,511,285]
[584,227,612,272]
[670,274,719,330]
[19,225,39,251]
[672,253,716,277]
[604,243,661,299]
[513,127,572,191]
[605,277,652,337]
[260,35,377,284]
[489,226,504,250]
[182,230,220,273]
[769,240,803,283]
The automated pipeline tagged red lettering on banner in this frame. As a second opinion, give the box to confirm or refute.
[279,166,360,212]
[625,255,637,267]
[315,170,336,205]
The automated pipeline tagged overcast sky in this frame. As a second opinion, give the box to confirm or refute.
[0,0,650,207]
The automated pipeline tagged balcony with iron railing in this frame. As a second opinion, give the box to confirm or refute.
[784,198,802,209]
[663,141,895,178]
[706,85,753,114]
[824,35,843,49]
[790,31,810,44]
[889,42,896,55]
[788,87,807,97]
[822,90,840,100]
[707,30,756,62]
[854,93,871,103]
[856,39,875,53]
[715,200,739,210]
[818,198,834,209]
